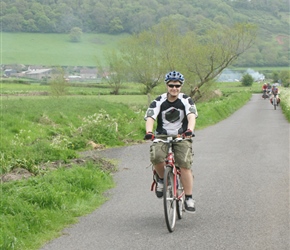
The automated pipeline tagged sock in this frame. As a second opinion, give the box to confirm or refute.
[185,195,192,200]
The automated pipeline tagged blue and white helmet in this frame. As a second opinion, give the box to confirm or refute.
[164,71,185,84]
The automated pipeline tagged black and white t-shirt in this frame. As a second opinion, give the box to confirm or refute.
[144,93,198,135]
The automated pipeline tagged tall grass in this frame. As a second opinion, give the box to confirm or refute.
[280,88,290,122]
[0,95,145,174]
[0,163,114,250]
[196,92,252,129]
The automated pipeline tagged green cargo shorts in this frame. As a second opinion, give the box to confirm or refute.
[149,139,193,169]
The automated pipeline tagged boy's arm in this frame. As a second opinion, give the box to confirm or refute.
[187,113,196,131]
[145,117,155,133]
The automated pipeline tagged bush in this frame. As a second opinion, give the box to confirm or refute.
[49,68,68,96]
[280,70,290,87]
[241,73,254,86]
[69,27,82,42]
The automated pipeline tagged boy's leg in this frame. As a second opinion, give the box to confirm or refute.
[154,162,165,178]
[180,168,193,195]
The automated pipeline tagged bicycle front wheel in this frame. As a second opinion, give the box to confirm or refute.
[176,174,185,220]
[163,165,176,232]
[274,98,277,110]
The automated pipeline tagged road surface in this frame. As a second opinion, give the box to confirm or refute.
[41,94,289,250]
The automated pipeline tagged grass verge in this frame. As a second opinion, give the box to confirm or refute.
[280,88,290,122]
[0,162,114,250]
[196,92,252,129]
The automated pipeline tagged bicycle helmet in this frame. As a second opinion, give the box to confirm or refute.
[164,71,185,84]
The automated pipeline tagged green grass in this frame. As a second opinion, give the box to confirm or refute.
[0,82,50,94]
[0,81,145,96]
[280,88,290,122]
[215,81,262,94]
[1,32,129,66]
[0,163,114,250]
[0,95,146,174]
[197,92,252,129]
[0,81,285,175]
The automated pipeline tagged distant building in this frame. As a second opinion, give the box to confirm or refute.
[4,69,17,77]
[66,75,82,82]
[80,68,97,79]
[25,68,52,80]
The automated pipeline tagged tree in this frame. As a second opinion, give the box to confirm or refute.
[241,73,254,86]
[69,27,82,42]
[108,17,124,34]
[97,50,126,95]
[280,70,290,87]
[180,23,257,99]
[1,13,24,31]
[272,71,279,83]
[116,20,257,101]
[49,67,68,97]
[119,29,168,102]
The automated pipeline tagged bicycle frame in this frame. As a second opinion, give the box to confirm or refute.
[151,136,184,200]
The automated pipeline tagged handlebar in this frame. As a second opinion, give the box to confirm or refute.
[153,134,193,143]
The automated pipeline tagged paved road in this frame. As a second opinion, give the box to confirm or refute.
[41,94,289,250]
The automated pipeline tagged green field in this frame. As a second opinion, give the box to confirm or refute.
[1,32,129,66]
[2,32,289,72]
[0,81,263,175]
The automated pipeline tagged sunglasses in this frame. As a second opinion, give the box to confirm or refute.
[167,84,181,88]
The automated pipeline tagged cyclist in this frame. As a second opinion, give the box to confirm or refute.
[144,71,198,213]
[270,84,280,105]
[262,83,268,98]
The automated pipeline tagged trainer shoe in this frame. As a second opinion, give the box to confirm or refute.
[184,198,196,214]
[155,180,163,198]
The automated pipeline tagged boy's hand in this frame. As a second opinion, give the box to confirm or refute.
[144,132,154,140]
[183,129,195,138]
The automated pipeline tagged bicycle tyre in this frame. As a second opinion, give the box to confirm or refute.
[273,97,277,110]
[163,165,176,232]
[176,174,185,220]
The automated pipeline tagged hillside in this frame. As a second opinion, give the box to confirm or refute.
[1,0,289,67]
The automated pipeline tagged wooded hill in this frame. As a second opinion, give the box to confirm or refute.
[1,0,289,67]
[2,0,289,34]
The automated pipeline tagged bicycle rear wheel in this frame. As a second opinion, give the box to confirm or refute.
[163,165,176,232]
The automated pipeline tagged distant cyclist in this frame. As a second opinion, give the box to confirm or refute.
[262,83,267,98]
[270,84,280,105]
[144,71,198,213]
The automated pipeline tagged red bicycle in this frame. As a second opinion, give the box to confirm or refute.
[151,135,188,232]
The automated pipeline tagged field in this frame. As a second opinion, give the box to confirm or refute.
[1,32,129,66]
[0,80,267,175]
[2,32,289,72]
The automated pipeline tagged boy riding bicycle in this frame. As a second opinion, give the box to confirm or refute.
[144,71,198,213]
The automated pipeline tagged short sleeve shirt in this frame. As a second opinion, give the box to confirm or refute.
[144,93,198,135]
